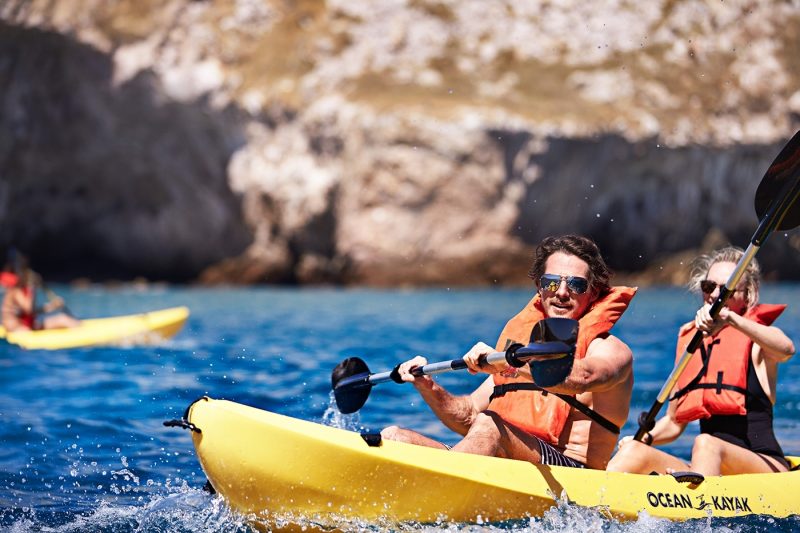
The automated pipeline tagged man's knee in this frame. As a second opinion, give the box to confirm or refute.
[471,410,503,430]
[380,425,404,442]
[462,411,505,446]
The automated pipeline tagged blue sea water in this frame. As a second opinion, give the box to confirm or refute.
[1,284,799,532]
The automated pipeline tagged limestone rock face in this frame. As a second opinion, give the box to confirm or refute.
[2,0,799,284]
[0,20,251,280]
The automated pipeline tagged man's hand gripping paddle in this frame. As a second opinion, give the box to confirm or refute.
[634,129,800,443]
[331,317,578,414]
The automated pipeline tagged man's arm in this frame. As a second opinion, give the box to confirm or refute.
[396,354,494,436]
[412,375,495,436]
[460,336,633,395]
[543,335,633,395]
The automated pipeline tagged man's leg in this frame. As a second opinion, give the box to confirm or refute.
[380,426,450,449]
[453,411,546,463]
[382,412,546,460]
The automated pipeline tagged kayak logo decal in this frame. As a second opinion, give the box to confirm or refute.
[646,492,752,512]
[694,495,710,510]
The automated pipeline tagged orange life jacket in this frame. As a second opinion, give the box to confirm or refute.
[672,304,786,424]
[487,286,636,445]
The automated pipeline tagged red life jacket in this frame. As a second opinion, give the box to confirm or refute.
[0,271,18,288]
[19,286,35,329]
[487,286,636,445]
[672,304,786,424]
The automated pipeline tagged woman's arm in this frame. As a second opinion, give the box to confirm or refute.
[725,310,795,363]
[646,400,687,446]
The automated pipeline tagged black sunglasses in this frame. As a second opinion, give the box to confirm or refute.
[700,280,742,295]
[539,274,589,294]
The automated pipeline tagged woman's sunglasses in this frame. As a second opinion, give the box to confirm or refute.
[539,274,589,294]
[700,280,743,295]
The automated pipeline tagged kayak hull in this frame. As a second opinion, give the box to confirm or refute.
[0,306,189,349]
[186,398,800,527]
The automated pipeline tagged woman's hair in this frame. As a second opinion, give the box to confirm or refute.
[688,246,760,308]
[527,234,612,295]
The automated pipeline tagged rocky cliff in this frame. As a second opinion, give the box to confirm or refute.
[2,0,799,285]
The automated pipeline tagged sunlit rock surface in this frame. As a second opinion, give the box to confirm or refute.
[2,0,799,284]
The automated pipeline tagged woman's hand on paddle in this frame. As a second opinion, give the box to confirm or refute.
[463,342,505,374]
[395,356,429,383]
[695,303,727,336]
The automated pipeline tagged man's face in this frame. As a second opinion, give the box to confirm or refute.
[538,252,597,319]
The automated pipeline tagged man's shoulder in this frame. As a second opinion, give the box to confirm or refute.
[587,334,632,359]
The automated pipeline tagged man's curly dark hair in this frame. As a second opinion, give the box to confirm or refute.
[527,234,612,296]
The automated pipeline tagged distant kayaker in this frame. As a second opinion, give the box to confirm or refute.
[1,266,79,332]
[607,246,795,476]
[381,234,637,470]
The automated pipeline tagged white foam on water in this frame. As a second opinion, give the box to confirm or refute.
[0,483,252,533]
[1,469,784,532]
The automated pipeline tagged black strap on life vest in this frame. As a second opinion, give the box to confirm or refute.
[489,383,620,435]
[670,338,750,401]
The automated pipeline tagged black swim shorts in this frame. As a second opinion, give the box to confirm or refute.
[534,436,586,468]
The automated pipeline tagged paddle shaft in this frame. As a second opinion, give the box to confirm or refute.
[335,339,573,392]
[334,351,505,391]
[634,159,800,442]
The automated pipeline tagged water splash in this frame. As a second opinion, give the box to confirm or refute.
[0,484,252,533]
[320,390,364,431]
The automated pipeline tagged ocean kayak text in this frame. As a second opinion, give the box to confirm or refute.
[646,492,752,512]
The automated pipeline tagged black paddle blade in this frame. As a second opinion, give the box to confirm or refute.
[530,317,579,344]
[755,129,800,231]
[528,318,578,387]
[331,357,372,414]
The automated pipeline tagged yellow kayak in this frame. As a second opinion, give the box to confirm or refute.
[183,397,800,529]
[0,306,189,349]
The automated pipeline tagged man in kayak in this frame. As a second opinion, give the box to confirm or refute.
[381,234,636,470]
[607,247,794,476]
[1,266,79,332]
